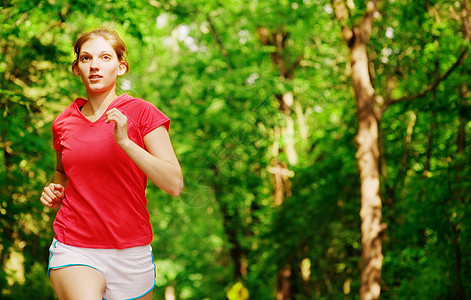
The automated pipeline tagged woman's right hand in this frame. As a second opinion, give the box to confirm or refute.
[40,183,65,209]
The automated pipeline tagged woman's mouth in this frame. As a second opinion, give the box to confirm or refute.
[89,75,102,81]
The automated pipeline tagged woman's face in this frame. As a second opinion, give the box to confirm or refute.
[73,37,126,94]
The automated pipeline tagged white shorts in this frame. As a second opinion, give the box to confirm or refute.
[48,239,155,300]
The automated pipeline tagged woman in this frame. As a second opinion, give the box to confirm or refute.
[40,28,183,300]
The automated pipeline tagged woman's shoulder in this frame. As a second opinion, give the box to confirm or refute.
[116,94,147,104]
[115,94,162,113]
[115,94,169,128]
[53,98,85,125]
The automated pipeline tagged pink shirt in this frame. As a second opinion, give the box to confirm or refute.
[52,94,170,249]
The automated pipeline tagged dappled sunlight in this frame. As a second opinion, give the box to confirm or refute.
[1,0,470,299]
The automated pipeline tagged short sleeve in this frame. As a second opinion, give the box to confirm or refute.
[52,120,63,152]
[139,101,170,136]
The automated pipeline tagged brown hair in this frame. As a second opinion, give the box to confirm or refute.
[72,28,129,73]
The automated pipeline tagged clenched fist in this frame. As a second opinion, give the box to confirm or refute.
[40,183,65,209]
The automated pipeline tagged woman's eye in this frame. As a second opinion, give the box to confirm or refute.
[102,56,111,61]
[80,56,90,61]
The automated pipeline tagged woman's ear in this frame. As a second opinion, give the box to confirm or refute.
[73,64,80,76]
[118,61,127,76]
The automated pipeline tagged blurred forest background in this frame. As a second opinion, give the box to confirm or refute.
[1,0,470,299]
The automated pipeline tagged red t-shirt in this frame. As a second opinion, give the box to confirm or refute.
[52,94,170,249]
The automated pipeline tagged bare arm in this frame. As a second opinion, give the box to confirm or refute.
[106,108,183,196]
[40,151,68,208]
[54,151,68,188]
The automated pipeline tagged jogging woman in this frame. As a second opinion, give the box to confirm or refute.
[40,28,183,300]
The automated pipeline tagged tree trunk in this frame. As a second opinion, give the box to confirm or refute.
[219,196,244,280]
[276,264,293,300]
[453,32,468,300]
[258,27,300,298]
[211,180,244,281]
[333,1,385,298]
[451,73,465,300]
[350,41,385,300]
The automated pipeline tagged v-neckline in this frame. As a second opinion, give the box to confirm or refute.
[75,94,125,124]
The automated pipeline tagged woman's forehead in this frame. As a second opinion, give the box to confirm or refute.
[80,37,115,53]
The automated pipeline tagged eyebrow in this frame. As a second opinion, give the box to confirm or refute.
[79,51,114,56]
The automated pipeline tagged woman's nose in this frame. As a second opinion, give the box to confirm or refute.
[89,59,99,70]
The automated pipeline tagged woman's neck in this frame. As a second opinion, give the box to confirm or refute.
[85,88,118,115]
[79,88,120,122]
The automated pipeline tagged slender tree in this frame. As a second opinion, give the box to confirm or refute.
[333,0,468,298]
[332,1,385,298]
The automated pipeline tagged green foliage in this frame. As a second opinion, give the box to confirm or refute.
[1,0,470,299]
[4,262,55,300]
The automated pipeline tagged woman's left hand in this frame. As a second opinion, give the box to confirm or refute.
[106,108,129,146]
